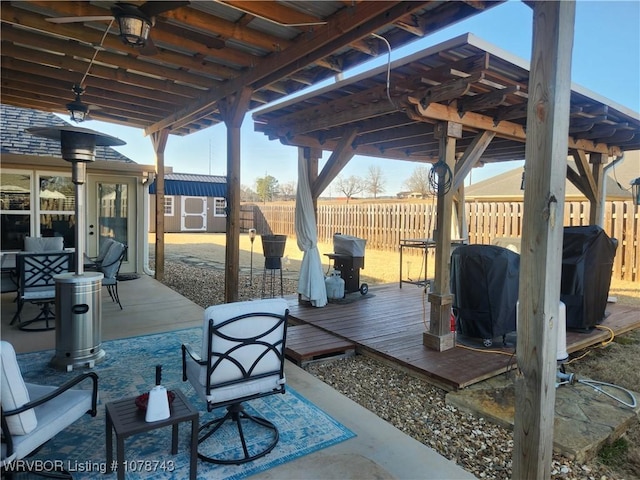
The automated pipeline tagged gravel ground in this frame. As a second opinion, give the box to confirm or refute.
[160,259,628,480]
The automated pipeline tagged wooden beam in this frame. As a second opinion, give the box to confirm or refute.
[220,87,253,303]
[457,85,520,115]
[410,100,617,155]
[311,128,358,198]
[410,72,483,109]
[145,1,432,134]
[452,131,496,190]
[571,149,598,201]
[151,129,170,282]
[513,3,575,479]
[220,1,325,28]
[566,163,593,200]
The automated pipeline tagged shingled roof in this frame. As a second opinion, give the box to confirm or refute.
[465,162,633,201]
[0,104,133,163]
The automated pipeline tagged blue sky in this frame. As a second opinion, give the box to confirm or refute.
[79,1,640,196]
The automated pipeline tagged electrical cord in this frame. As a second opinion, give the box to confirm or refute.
[428,160,453,196]
[576,379,637,409]
[565,324,615,364]
[370,33,401,112]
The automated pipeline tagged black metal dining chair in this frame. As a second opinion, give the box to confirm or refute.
[11,251,73,331]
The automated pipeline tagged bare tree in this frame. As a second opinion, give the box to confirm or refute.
[335,175,365,203]
[365,165,386,199]
[279,181,296,201]
[404,165,432,198]
[240,185,259,202]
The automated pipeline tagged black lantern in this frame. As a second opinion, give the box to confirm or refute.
[632,178,640,206]
[115,9,152,46]
[66,85,89,123]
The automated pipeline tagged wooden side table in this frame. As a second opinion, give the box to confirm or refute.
[105,389,198,480]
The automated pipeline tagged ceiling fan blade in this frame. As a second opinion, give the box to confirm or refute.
[139,1,190,18]
[47,15,114,24]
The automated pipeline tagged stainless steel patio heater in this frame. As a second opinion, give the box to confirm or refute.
[28,126,125,371]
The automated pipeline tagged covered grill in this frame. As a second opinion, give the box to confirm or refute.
[325,234,368,296]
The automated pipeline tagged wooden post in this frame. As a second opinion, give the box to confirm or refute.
[304,147,322,214]
[589,152,607,225]
[221,88,252,303]
[151,129,169,281]
[514,2,575,479]
[423,121,461,351]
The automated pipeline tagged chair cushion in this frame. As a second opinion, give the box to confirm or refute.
[11,384,93,460]
[23,237,64,252]
[199,298,288,388]
[100,242,125,280]
[0,341,37,435]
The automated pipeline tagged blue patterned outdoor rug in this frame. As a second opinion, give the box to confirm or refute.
[15,328,355,480]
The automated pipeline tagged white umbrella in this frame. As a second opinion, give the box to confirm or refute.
[295,155,327,307]
[40,190,66,199]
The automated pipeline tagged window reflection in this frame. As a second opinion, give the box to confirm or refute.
[1,173,32,250]
[98,183,128,259]
[39,175,75,248]
[1,173,31,212]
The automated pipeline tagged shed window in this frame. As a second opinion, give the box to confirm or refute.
[164,196,174,216]
[214,198,226,217]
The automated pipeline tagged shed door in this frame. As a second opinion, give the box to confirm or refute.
[181,196,207,231]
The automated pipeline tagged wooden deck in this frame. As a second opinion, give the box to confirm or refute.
[287,284,640,390]
[286,324,355,366]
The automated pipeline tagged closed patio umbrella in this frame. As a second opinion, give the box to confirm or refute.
[295,156,327,307]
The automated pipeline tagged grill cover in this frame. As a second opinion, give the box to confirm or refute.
[451,245,520,340]
[561,225,617,330]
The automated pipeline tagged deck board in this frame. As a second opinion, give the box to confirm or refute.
[285,324,355,366]
[286,284,640,390]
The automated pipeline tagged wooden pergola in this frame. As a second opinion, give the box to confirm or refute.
[3,2,639,478]
[253,31,640,349]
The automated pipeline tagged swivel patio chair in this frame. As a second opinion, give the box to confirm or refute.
[84,237,116,271]
[11,251,73,331]
[1,341,99,479]
[182,298,289,464]
[99,241,127,309]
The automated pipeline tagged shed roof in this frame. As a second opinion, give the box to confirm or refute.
[149,173,227,197]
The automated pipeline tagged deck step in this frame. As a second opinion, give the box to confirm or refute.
[286,324,356,366]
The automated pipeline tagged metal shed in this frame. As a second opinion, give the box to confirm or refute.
[149,173,227,233]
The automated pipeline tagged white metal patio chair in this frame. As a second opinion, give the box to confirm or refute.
[0,341,99,479]
[181,298,289,465]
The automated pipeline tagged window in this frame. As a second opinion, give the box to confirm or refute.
[164,196,174,216]
[39,175,75,246]
[214,198,226,217]
[1,171,32,250]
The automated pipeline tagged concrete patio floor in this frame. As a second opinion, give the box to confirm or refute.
[1,274,475,480]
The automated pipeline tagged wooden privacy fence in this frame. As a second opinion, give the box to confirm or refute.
[245,201,639,282]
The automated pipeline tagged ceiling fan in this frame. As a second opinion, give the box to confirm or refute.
[66,84,101,123]
[46,1,189,53]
